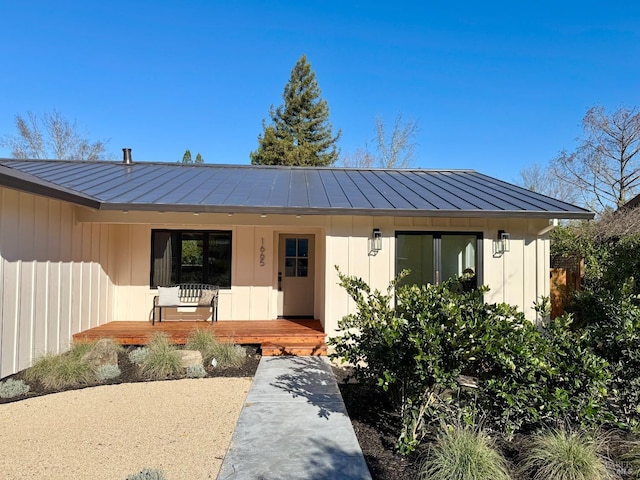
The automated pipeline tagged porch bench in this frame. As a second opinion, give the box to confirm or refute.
[152,283,219,325]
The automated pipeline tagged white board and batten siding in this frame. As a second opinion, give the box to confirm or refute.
[0,187,115,378]
[322,215,552,336]
[0,197,554,378]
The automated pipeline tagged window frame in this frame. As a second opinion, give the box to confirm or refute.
[395,231,483,287]
[150,229,232,289]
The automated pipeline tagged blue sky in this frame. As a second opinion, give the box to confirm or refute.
[1,1,638,183]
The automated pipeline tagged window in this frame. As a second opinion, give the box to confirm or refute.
[396,232,481,288]
[151,230,232,288]
[284,237,309,277]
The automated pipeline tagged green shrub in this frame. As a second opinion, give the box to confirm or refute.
[185,364,207,378]
[330,269,612,453]
[554,226,640,430]
[210,341,246,368]
[25,343,94,389]
[540,314,612,429]
[94,364,121,381]
[518,428,617,480]
[0,378,30,399]
[128,347,149,365]
[584,289,640,431]
[185,328,219,364]
[125,467,167,480]
[418,425,512,480]
[139,333,182,380]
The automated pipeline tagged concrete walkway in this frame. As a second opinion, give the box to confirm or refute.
[217,356,372,480]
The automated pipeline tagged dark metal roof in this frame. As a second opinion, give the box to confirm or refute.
[0,159,594,219]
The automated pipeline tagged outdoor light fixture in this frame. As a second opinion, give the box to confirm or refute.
[495,230,510,255]
[370,228,383,254]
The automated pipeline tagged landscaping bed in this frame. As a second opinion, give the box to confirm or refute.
[0,342,261,405]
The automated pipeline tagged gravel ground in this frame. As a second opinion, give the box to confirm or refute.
[0,378,252,480]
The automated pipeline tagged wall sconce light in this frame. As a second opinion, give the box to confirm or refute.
[495,230,510,255]
[370,228,382,255]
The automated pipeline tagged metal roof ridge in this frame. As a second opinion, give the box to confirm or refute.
[0,159,478,173]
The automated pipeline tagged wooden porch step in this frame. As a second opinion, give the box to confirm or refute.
[261,341,328,356]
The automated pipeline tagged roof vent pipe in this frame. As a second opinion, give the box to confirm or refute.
[122,148,132,164]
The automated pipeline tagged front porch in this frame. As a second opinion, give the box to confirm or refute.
[72,319,327,356]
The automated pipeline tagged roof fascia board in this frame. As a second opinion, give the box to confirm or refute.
[0,164,101,209]
[99,202,594,220]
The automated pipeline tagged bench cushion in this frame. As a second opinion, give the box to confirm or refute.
[157,286,180,306]
[198,289,216,306]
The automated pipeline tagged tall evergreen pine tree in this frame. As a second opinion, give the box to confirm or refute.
[250,55,341,166]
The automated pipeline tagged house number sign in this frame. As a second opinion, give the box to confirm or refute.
[259,238,266,267]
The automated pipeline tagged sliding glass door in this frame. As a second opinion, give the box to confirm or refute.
[396,232,481,287]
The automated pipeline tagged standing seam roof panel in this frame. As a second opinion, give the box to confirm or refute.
[419,172,501,210]
[347,171,395,209]
[224,169,267,206]
[395,171,473,210]
[306,170,331,208]
[164,166,232,205]
[467,171,583,212]
[247,168,281,206]
[360,171,418,209]
[289,169,311,207]
[332,170,374,208]
[267,168,292,207]
[317,170,354,208]
[103,166,200,203]
[84,165,167,200]
[201,168,244,204]
[0,160,594,218]
[16,161,119,189]
[379,171,440,209]
[447,172,543,211]
[425,171,512,211]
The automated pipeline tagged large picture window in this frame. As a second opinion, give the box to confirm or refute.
[396,232,482,288]
[151,230,232,288]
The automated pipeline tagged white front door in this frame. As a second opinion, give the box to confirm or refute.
[278,234,315,317]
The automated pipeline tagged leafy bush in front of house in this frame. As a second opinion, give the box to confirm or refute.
[418,425,512,480]
[185,364,207,378]
[25,343,95,390]
[517,427,618,480]
[330,269,612,453]
[125,467,167,480]
[128,347,149,365]
[579,286,640,431]
[94,363,121,382]
[139,333,182,380]
[557,225,640,430]
[538,314,612,429]
[0,378,30,398]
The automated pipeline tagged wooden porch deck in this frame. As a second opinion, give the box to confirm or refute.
[72,319,327,356]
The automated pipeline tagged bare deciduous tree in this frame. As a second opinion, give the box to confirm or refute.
[551,105,640,211]
[342,114,419,168]
[518,161,577,204]
[1,110,109,161]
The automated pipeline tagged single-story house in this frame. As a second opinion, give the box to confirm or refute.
[0,155,593,378]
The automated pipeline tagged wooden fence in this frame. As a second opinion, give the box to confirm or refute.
[550,256,583,319]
